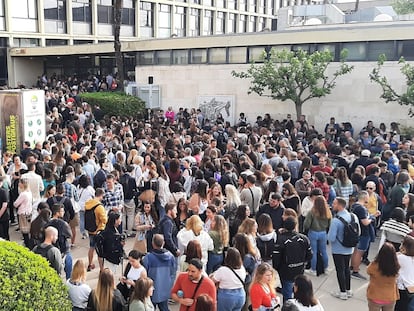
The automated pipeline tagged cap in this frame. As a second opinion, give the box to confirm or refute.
[361,149,371,157]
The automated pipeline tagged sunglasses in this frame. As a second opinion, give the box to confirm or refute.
[367,187,374,190]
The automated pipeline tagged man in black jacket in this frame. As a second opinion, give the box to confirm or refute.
[159,203,180,257]
[273,216,312,302]
[119,165,137,237]
[256,193,285,231]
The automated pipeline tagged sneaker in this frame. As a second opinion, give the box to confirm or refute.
[10,221,18,226]
[362,258,371,265]
[331,291,348,300]
[351,271,367,280]
[325,267,334,274]
[87,264,95,272]
[81,233,88,239]
[305,269,317,276]
[346,290,353,298]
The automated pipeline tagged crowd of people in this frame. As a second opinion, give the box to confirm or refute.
[2,80,414,311]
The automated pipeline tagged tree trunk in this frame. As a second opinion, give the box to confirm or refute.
[295,101,302,121]
[114,0,124,91]
[354,0,360,11]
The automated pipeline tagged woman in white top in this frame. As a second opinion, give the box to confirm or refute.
[117,250,147,301]
[14,178,33,247]
[177,215,214,269]
[67,259,92,311]
[396,235,414,311]
[289,275,324,311]
[211,247,247,311]
[77,175,95,239]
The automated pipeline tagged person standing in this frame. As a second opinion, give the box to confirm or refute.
[159,203,180,257]
[327,197,359,300]
[102,174,124,230]
[32,226,63,274]
[171,258,217,311]
[143,234,177,311]
[366,242,400,311]
[119,165,137,237]
[256,193,285,232]
[84,188,107,272]
[0,176,10,240]
[47,203,73,279]
[14,178,33,247]
[62,166,81,247]
[249,263,280,311]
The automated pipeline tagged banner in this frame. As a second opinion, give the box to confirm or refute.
[0,92,22,154]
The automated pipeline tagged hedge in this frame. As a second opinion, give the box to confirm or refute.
[0,240,72,311]
[80,91,146,118]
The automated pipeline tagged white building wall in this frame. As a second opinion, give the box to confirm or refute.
[8,57,43,88]
[136,61,411,133]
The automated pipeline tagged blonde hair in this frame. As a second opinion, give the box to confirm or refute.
[19,178,29,190]
[133,155,144,166]
[225,184,242,207]
[213,215,229,247]
[127,149,138,165]
[238,218,257,237]
[71,259,87,283]
[251,263,278,295]
[94,268,114,311]
[186,215,204,236]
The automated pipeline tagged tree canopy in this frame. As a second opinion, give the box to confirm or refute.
[231,48,353,119]
[393,0,414,14]
[369,54,414,117]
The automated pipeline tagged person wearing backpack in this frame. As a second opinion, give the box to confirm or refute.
[327,197,360,300]
[273,216,312,302]
[33,226,63,275]
[350,191,380,281]
[84,188,108,272]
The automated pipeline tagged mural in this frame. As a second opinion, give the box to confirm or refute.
[197,95,235,125]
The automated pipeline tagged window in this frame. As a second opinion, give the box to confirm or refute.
[367,41,395,61]
[13,38,39,47]
[203,0,213,5]
[174,6,186,37]
[228,13,236,33]
[189,8,200,36]
[122,0,135,25]
[44,0,66,20]
[72,0,91,22]
[342,42,366,61]
[46,39,68,46]
[239,0,247,11]
[12,0,37,19]
[227,0,236,9]
[249,16,257,32]
[314,43,336,56]
[398,40,414,61]
[140,2,154,37]
[158,4,171,38]
[209,47,226,63]
[173,50,189,64]
[249,0,256,12]
[229,47,247,63]
[155,50,171,65]
[191,49,207,63]
[258,17,266,31]
[97,0,113,24]
[216,0,224,8]
[249,46,266,62]
[203,10,213,36]
[257,0,265,13]
[138,51,155,65]
[239,15,247,33]
[73,40,93,44]
[216,11,225,35]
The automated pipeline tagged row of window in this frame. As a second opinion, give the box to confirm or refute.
[137,40,414,65]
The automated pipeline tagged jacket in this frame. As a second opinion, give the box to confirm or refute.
[84,198,107,235]
[143,248,177,303]
[256,231,277,263]
[101,226,124,265]
[367,261,399,302]
[159,215,179,256]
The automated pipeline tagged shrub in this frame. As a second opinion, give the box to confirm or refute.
[0,240,72,311]
[80,91,146,118]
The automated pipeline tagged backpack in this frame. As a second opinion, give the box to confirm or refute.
[33,244,54,260]
[336,214,360,247]
[94,231,105,258]
[256,234,277,262]
[84,203,101,232]
[282,234,310,276]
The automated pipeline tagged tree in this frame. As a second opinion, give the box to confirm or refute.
[393,0,414,14]
[114,0,124,91]
[232,49,353,119]
[370,54,414,116]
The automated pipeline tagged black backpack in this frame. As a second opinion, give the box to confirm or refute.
[33,244,54,260]
[256,234,277,262]
[84,203,101,232]
[282,233,311,276]
[336,214,360,247]
[94,231,105,258]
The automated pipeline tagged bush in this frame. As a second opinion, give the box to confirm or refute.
[0,240,72,311]
[80,91,146,118]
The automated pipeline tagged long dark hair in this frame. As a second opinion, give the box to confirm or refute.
[293,274,317,307]
[375,242,400,277]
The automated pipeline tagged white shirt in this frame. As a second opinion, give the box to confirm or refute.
[288,299,325,311]
[21,171,44,203]
[177,228,214,268]
[397,253,414,290]
[213,266,246,289]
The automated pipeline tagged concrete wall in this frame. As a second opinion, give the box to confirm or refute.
[136,61,411,133]
[8,56,43,88]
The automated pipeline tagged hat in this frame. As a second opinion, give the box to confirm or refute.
[361,149,371,157]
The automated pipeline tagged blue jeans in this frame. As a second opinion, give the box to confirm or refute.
[152,300,169,311]
[207,252,223,274]
[79,210,85,235]
[217,288,245,311]
[281,279,294,302]
[308,230,329,271]
[64,252,73,279]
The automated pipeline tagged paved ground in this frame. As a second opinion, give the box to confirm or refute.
[9,225,376,310]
